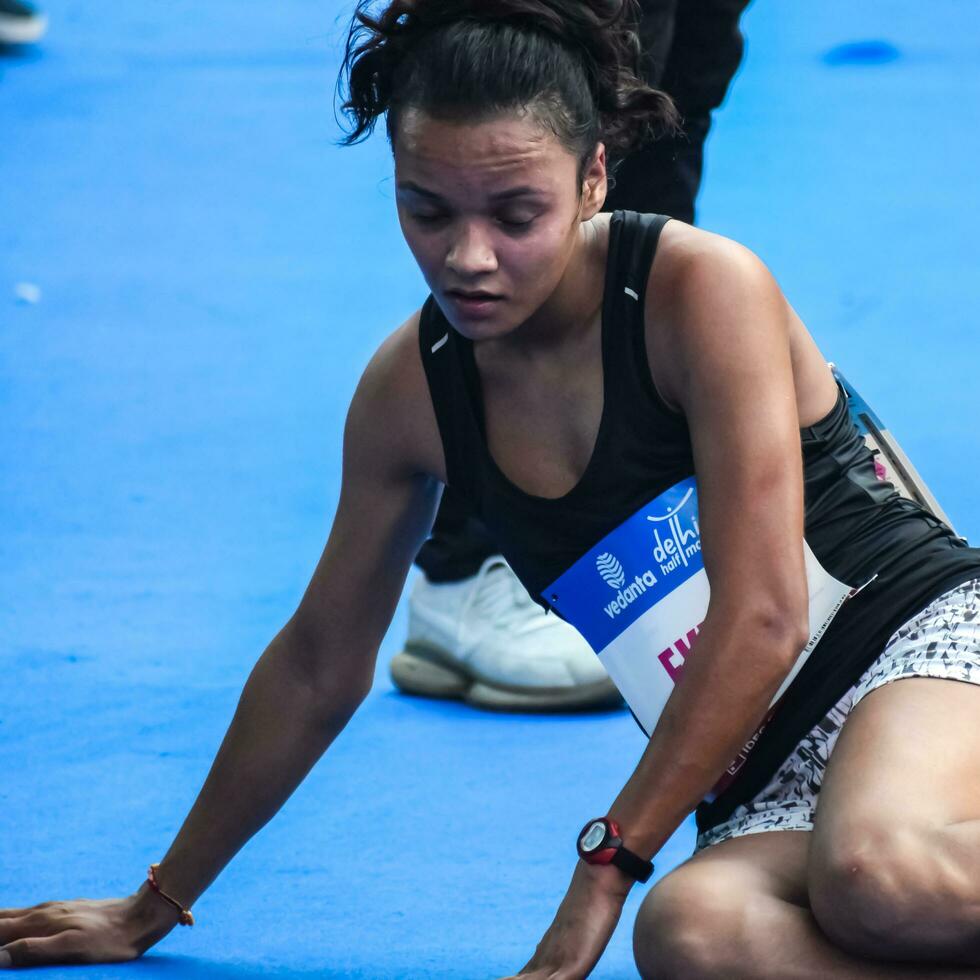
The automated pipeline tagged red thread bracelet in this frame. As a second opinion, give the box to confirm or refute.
[146,864,195,926]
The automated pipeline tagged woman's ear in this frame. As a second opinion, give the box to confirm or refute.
[580,142,608,220]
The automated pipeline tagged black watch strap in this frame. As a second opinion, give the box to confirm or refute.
[611,845,653,884]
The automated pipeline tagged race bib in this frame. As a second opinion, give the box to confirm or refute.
[542,476,867,801]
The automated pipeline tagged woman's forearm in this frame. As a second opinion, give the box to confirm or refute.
[127,627,369,937]
[607,610,805,861]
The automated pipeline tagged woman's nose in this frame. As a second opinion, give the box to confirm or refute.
[445,222,498,277]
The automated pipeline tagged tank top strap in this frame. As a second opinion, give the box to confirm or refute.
[417,295,485,503]
[610,210,672,304]
[601,210,680,423]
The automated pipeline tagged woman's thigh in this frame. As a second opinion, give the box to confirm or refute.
[813,674,980,839]
[807,674,980,956]
[633,829,811,978]
[804,577,980,957]
[813,578,980,843]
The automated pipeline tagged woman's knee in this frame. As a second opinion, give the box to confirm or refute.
[632,868,750,980]
[808,823,947,958]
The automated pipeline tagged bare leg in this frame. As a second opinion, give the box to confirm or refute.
[633,831,980,980]
[809,678,980,966]
[719,891,979,980]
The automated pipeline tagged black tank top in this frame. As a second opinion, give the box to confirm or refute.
[418,210,980,837]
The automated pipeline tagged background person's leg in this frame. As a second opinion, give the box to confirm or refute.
[413,486,500,584]
[606,0,753,222]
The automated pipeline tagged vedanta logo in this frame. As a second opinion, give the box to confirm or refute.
[596,552,626,589]
[596,553,659,619]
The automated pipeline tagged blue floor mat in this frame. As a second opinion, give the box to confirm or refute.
[2,2,978,976]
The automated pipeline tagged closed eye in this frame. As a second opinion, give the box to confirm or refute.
[410,212,450,226]
[497,216,537,233]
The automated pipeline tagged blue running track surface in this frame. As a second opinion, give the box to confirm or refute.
[2,2,978,976]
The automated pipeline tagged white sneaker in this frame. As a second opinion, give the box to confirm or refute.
[0,1,48,45]
[390,556,623,711]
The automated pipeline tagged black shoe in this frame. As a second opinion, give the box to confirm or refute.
[0,0,47,45]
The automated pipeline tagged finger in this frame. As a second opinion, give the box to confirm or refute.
[0,911,70,944]
[3,931,92,968]
[0,902,58,920]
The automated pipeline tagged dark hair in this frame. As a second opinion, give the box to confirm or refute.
[336,0,679,178]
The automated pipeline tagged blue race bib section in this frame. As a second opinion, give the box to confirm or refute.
[543,477,703,654]
[543,474,854,800]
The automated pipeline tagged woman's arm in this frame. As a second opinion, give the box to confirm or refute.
[506,235,809,980]
[608,230,813,861]
[0,316,446,968]
[142,317,445,925]
[504,234,814,980]
[134,467,443,931]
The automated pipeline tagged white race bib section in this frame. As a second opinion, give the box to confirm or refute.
[543,476,861,802]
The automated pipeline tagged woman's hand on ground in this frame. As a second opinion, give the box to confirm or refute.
[497,861,633,980]
[0,884,179,969]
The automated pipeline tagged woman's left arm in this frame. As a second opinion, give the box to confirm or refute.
[605,231,813,860]
[501,233,813,980]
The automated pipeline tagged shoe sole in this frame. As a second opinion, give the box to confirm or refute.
[389,644,623,713]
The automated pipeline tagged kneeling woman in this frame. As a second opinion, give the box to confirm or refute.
[3,1,980,977]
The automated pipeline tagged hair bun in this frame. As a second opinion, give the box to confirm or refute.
[339,0,679,160]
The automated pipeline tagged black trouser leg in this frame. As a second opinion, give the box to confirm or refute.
[606,0,753,224]
[413,485,502,583]
[414,0,752,584]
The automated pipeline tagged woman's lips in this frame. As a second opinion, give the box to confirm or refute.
[445,290,505,318]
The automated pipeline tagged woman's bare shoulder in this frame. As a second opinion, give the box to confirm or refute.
[644,222,786,411]
[358,309,424,400]
[350,309,447,484]
[650,221,774,303]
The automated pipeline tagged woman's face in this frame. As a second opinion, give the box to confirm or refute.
[394,108,606,341]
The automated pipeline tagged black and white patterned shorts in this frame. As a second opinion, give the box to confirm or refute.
[694,577,980,853]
